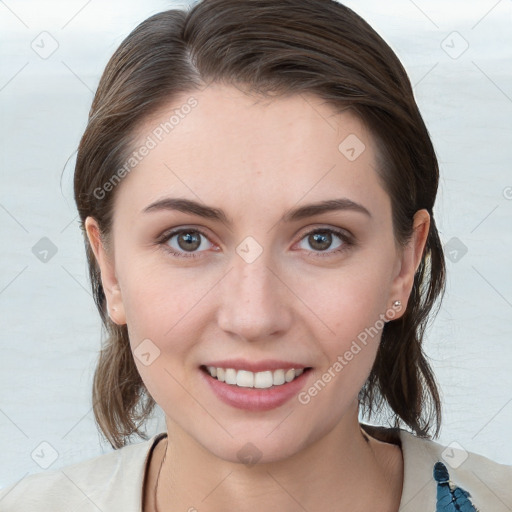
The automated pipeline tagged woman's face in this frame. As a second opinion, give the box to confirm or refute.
[87,83,427,463]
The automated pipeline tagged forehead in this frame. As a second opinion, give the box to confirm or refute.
[113,83,387,220]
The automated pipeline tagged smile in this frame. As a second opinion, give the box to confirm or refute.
[204,366,307,388]
[200,362,312,411]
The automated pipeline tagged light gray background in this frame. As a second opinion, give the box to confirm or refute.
[1,0,511,490]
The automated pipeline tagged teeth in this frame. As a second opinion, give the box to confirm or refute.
[225,368,237,385]
[273,369,285,385]
[236,370,254,388]
[285,369,295,382]
[205,366,306,388]
[254,371,273,389]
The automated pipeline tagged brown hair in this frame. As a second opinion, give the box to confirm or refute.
[74,0,445,449]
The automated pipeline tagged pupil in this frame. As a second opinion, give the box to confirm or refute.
[310,232,331,251]
[179,232,201,251]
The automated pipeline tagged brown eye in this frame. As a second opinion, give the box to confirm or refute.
[295,228,354,257]
[175,231,202,251]
[308,231,334,251]
[160,228,214,259]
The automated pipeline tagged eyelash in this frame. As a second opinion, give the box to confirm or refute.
[156,227,355,260]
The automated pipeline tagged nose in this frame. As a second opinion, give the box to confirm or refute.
[216,250,293,343]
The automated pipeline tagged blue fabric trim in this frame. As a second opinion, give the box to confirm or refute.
[434,461,478,511]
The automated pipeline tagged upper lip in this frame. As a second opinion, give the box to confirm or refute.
[202,359,310,372]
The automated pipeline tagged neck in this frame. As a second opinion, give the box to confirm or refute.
[150,412,403,512]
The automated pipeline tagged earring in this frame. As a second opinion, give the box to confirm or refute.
[393,300,401,308]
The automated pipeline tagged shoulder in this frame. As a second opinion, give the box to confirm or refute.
[0,432,166,512]
[399,429,512,511]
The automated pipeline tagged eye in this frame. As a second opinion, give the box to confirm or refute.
[295,228,353,257]
[158,228,215,259]
[157,226,354,260]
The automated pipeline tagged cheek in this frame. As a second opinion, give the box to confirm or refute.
[298,257,395,351]
[295,271,390,417]
[119,258,212,340]
[119,266,206,398]
[124,279,201,418]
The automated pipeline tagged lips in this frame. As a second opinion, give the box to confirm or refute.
[200,360,312,411]
[201,358,308,373]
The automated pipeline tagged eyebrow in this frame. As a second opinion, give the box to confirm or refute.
[142,197,371,224]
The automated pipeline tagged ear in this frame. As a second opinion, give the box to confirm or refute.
[387,209,430,319]
[84,216,126,325]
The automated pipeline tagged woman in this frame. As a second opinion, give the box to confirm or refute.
[1,0,510,510]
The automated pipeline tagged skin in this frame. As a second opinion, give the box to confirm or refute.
[86,83,429,511]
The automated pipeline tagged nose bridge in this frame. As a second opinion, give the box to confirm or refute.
[233,252,275,303]
[217,246,291,340]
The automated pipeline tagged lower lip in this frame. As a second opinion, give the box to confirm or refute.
[201,368,311,411]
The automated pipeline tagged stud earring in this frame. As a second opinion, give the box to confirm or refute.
[393,300,401,308]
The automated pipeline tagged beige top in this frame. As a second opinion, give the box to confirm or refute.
[1,425,511,511]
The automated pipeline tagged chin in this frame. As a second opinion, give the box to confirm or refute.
[211,439,303,466]
[194,422,322,467]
